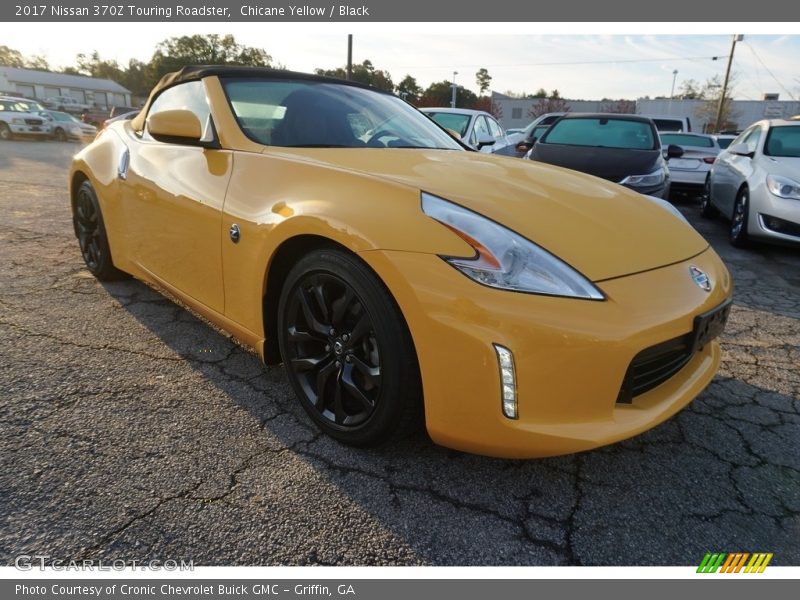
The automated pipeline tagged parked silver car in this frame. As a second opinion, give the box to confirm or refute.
[702,119,800,247]
[421,108,516,156]
[45,110,97,141]
[660,132,720,194]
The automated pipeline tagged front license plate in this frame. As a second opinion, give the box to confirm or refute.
[692,299,732,352]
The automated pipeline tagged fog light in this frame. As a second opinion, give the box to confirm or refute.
[494,344,518,419]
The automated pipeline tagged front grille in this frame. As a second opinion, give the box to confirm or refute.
[617,334,693,404]
[24,118,43,125]
[617,299,731,404]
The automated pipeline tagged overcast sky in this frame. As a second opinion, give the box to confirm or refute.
[4,23,800,101]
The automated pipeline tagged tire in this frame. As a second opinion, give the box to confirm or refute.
[72,180,128,281]
[54,127,67,142]
[277,248,422,446]
[729,186,751,248]
[699,176,718,218]
[0,122,13,141]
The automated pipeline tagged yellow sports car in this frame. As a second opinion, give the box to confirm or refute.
[69,66,733,458]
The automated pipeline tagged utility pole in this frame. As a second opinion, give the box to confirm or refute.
[450,71,458,108]
[346,34,353,80]
[714,34,743,133]
[669,69,678,113]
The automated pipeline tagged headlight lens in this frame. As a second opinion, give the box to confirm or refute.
[421,193,604,300]
[619,168,666,188]
[766,174,800,200]
[11,117,24,124]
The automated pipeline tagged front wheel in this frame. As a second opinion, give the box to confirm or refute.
[72,180,128,280]
[729,186,751,248]
[277,248,422,446]
[0,122,13,141]
[54,127,67,142]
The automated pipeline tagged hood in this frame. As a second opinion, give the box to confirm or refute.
[265,148,708,282]
[762,155,800,178]
[530,143,663,182]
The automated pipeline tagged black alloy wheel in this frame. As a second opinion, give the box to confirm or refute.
[278,248,422,446]
[729,186,751,247]
[72,181,128,280]
[699,176,718,218]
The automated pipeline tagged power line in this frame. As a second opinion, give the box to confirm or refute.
[394,55,728,70]
[741,41,796,101]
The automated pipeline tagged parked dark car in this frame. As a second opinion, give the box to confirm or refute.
[526,113,683,198]
[510,112,566,156]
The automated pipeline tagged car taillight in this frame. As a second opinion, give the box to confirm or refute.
[703,157,716,164]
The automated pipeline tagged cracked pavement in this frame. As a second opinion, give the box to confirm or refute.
[1,141,798,566]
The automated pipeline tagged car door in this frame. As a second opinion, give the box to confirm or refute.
[711,127,751,212]
[719,126,761,215]
[121,80,231,314]
[485,115,511,154]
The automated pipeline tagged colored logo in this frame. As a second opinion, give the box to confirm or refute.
[697,552,773,573]
[689,265,711,292]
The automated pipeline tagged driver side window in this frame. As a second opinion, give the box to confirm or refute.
[143,80,211,141]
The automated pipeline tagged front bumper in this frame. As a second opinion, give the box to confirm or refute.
[9,123,49,136]
[363,246,732,458]
[749,182,800,245]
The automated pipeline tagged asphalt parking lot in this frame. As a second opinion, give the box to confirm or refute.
[1,140,798,566]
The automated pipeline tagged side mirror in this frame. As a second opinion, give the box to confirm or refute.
[476,133,496,149]
[729,142,754,158]
[665,144,684,159]
[148,109,202,142]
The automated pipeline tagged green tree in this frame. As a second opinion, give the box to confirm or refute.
[531,88,548,98]
[418,80,478,108]
[475,68,492,96]
[395,74,422,103]
[0,45,48,70]
[678,78,705,100]
[0,45,25,67]
[695,74,740,132]
[150,34,272,83]
[315,59,394,92]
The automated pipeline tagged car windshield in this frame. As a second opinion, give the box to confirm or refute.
[50,111,76,122]
[716,137,734,149]
[542,117,657,150]
[425,112,471,137]
[764,126,800,158]
[223,79,464,150]
[661,133,714,148]
[651,119,684,132]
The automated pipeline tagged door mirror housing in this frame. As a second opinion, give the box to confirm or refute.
[729,142,754,158]
[665,144,684,159]
[476,133,496,149]
[148,109,203,143]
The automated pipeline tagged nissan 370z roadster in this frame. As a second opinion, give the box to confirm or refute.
[69,66,733,458]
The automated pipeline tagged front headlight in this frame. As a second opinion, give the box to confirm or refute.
[766,174,800,200]
[11,117,24,124]
[421,193,604,300]
[619,168,666,188]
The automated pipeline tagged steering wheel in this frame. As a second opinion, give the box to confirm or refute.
[365,129,415,147]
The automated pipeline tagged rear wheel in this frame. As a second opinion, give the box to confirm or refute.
[0,122,12,141]
[277,248,422,446]
[729,186,751,247]
[54,127,67,142]
[72,180,128,280]
[699,176,718,218]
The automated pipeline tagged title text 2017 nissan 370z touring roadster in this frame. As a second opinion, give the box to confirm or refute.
[69,66,733,458]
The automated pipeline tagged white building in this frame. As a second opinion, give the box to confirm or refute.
[493,91,800,133]
[0,66,132,109]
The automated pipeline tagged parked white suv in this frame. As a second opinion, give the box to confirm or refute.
[0,97,50,140]
[44,95,91,113]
